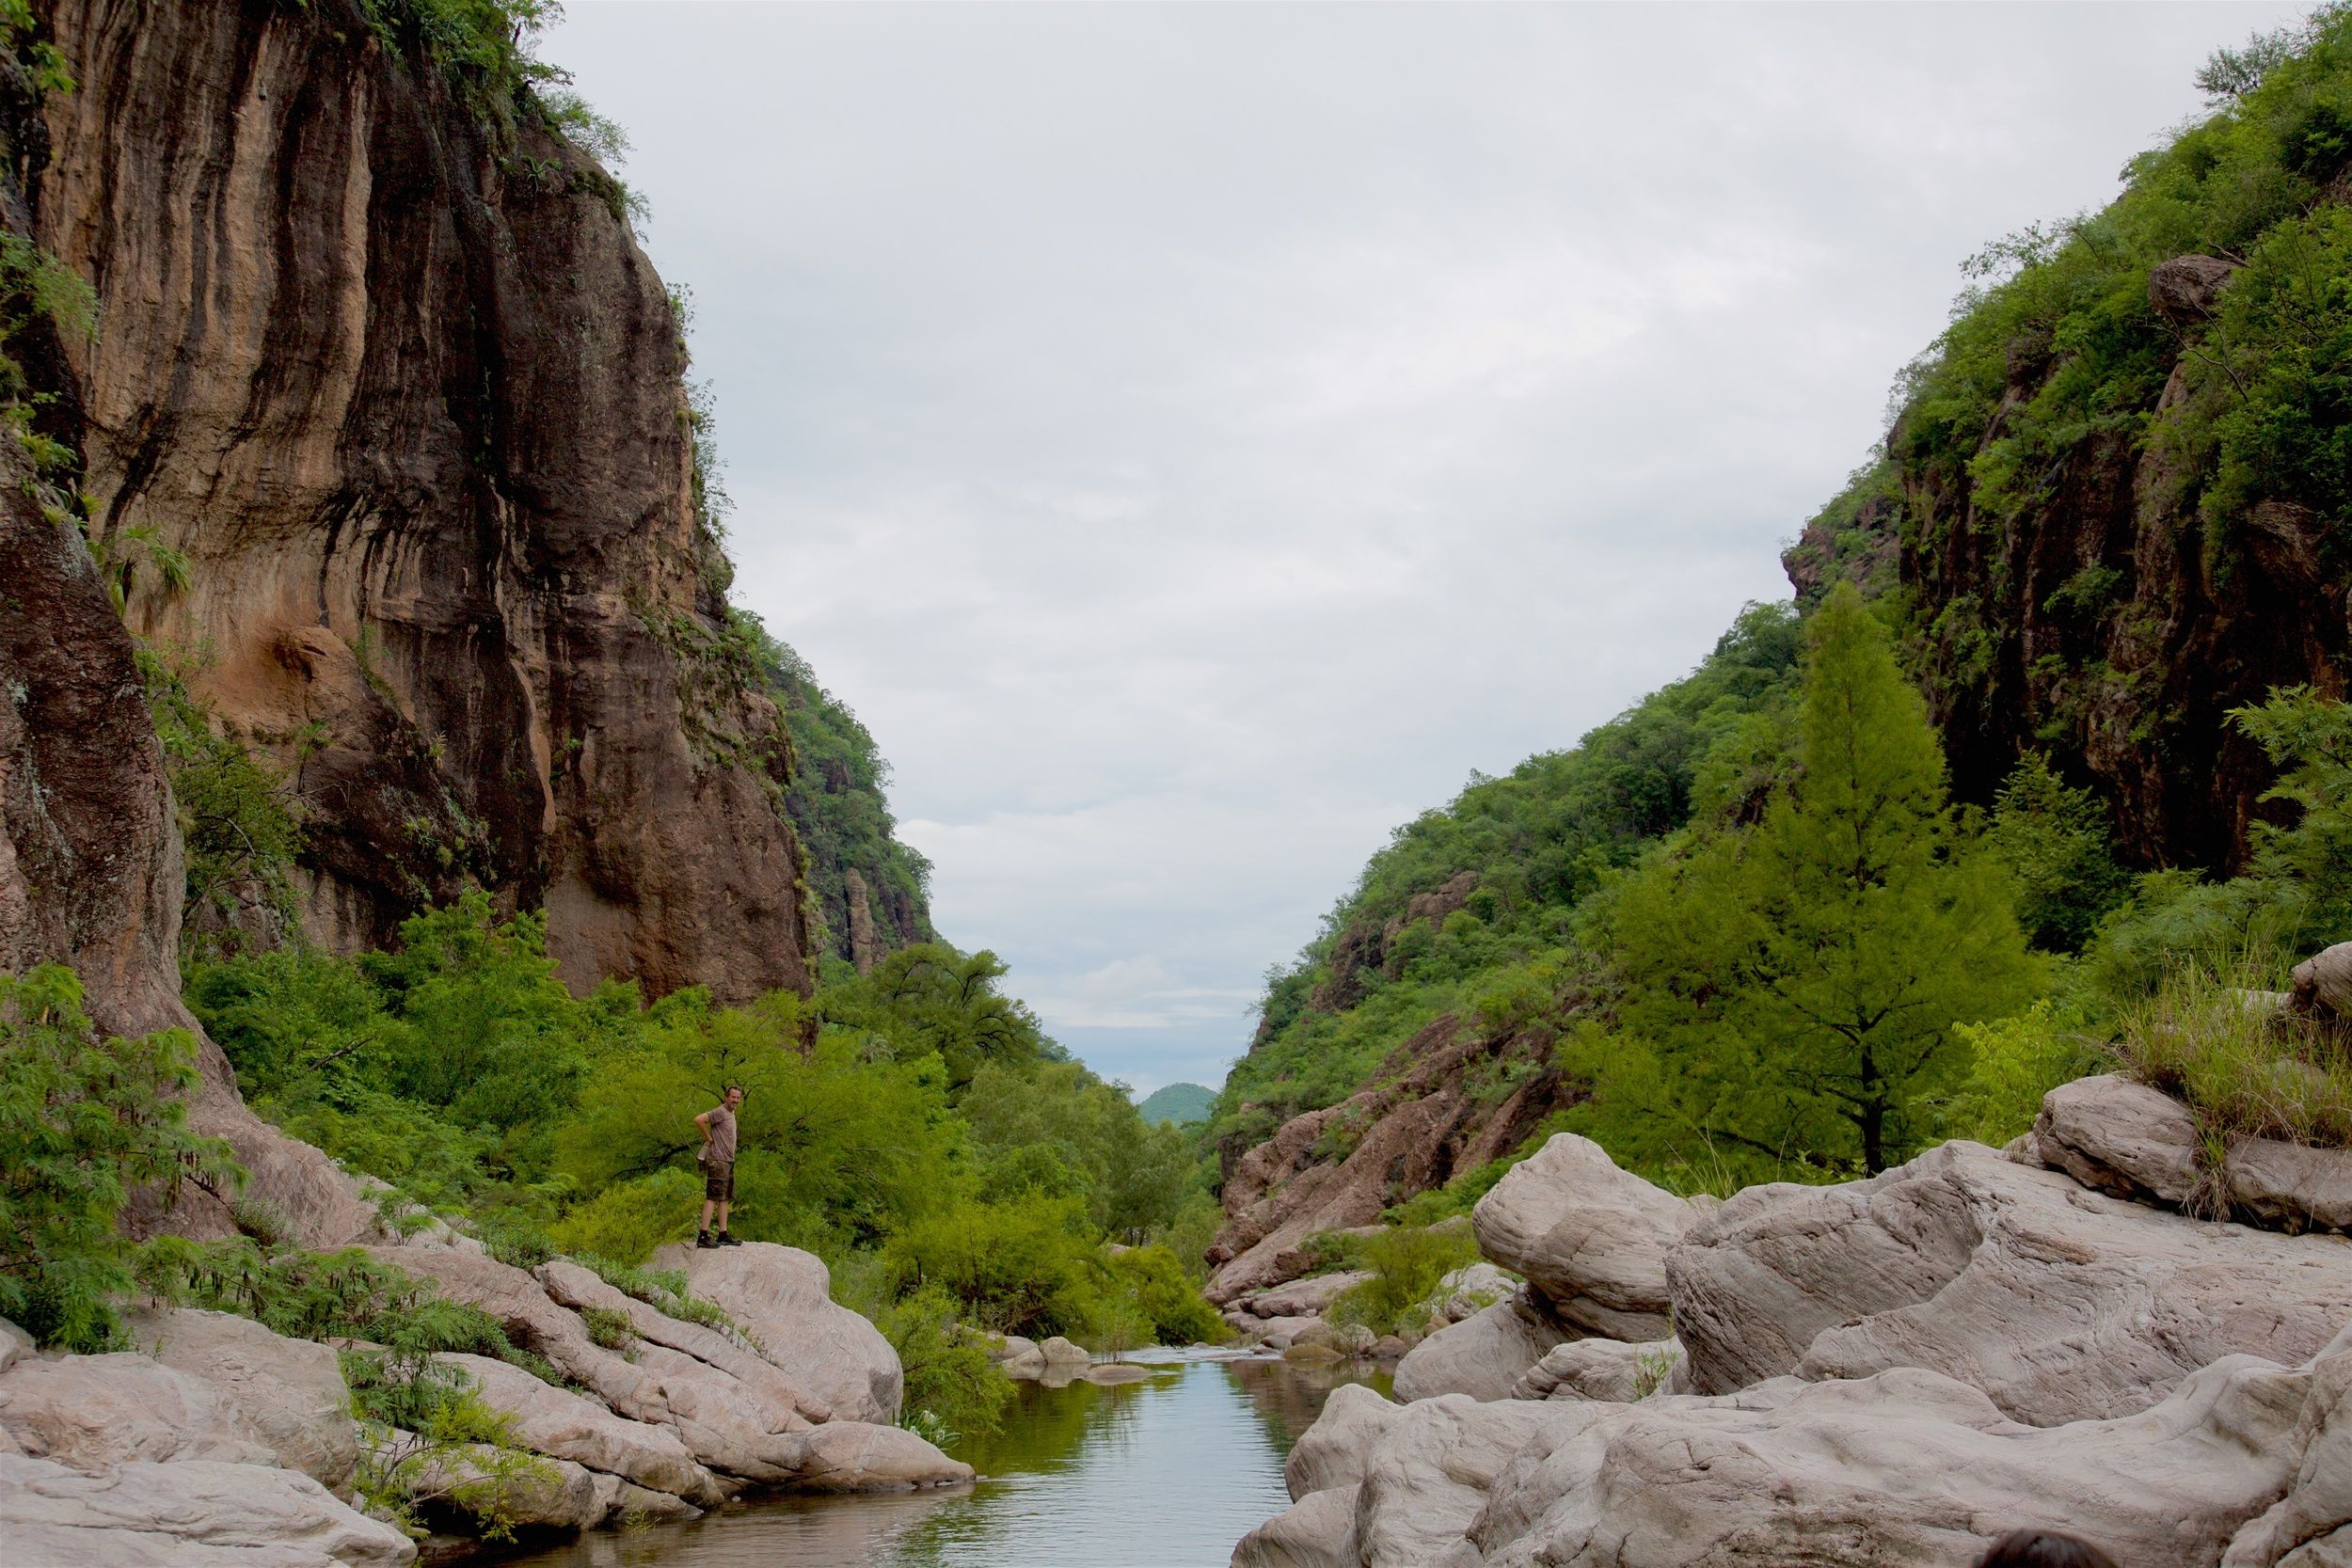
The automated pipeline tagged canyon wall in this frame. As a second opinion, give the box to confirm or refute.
[29,0,815,1002]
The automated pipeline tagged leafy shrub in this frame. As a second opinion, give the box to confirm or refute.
[1327,1225,1483,1338]
[1940,999,2102,1147]
[881,1196,1104,1338]
[1102,1244,1223,1346]
[548,1170,700,1266]
[867,1285,1011,1445]
[0,966,238,1352]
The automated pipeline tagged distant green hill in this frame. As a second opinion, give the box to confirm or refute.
[1136,1082,1216,1126]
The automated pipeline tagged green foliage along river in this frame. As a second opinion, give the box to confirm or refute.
[486,1351,1387,1568]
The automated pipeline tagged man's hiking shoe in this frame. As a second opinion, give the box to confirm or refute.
[718,1232,742,1246]
[696,1230,716,1249]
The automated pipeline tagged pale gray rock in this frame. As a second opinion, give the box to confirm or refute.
[2294,942,2352,1024]
[0,1315,34,1374]
[772,1419,974,1492]
[2226,1325,2352,1567]
[1424,1262,1514,1324]
[366,1245,678,1433]
[378,1429,606,1532]
[1259,1336,2337,1568]
[1247,1271,1373,1319]
[0,1352,278,1472]
[442,1353,723,1506]
[1470,1133,1697,1339]
[537,1258,822,1428]
[0,1452,415,1566]
[1391,1290,1573,1403]
[1510,1337,1684,1402]
[1467,1353,2312,1568]
[652,1241,902,1423]
[1231,1482,1358,1568]
[985,1333,1040,1363]
[1085,1362,1156,1384]
[122,1307,360,1490]
[1282,1382,1399,1498]
[2227,1138,2352,1235]
[1669,1139,2352,1423]
[612,1480,705,1523]
[1256,1316,1325,1352]
[2026,1073,2203,1208]
[1037,1335,1091,1365]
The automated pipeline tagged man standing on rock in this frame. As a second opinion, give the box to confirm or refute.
[696,1084,744,1248]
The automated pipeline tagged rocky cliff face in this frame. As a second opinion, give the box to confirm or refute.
[30,0,815,1002]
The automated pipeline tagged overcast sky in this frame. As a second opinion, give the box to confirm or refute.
[548,2,2300,1097]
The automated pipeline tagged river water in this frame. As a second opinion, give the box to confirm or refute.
[490,1349,1389,1568]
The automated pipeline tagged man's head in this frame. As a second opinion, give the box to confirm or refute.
[723,1084,744,1109]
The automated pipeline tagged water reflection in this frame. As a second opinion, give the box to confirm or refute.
[486,1352,1389,1568]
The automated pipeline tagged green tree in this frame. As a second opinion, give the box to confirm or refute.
[0,966,237,1350]
[1986,751,2131,952]
[818,944,1055,1093]
[1595,583,2042,1177]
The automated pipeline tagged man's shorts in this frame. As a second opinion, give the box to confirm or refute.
[705,1162,735,1203]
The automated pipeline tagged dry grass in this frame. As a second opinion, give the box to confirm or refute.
[2111,956,2352,1150]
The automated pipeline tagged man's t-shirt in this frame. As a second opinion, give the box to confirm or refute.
[705,1104,738,1166]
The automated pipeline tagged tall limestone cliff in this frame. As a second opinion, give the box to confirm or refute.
[28,0,816,1003]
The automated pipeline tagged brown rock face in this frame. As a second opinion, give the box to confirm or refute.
[1206,1013,1567,1303]
[0,445,377,1250]
[1800,251,2346,872]
[31,0,814,1002]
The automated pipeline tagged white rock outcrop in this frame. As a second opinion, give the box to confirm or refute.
[650,1242,902,1423]
[1470,1133,1700,1340]
[1391,1290,1573,1402]
[0,1352,279,1472]
[0,1452,416,1567]
[1667,1138,2352,1423]
[1508,1337,1685,1402]
[123,1307,361,1490]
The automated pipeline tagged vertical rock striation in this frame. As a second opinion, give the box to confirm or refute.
[30,0,815,1001]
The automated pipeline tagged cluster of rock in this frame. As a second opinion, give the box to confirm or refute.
[1235,1065,2352,1567]
[1215,1229,1516,1368]
[0,1241,970,1566]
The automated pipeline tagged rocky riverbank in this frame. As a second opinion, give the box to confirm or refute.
[0,1241,969,1566]
[1233,967,2352,1567]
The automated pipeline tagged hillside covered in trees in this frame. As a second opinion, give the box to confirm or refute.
[1206,8,2352,1285]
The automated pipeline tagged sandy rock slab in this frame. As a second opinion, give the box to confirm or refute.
[1509,1337,1685,1402]
[1391,1289,1573,1402]
[443,1353,724,1506]
[771,1420,975,1493]
[0,1452,416,1567]
[651,1241,901,1424]
[0,1350,279,1473]
[1244,1328,2350,1568]
[1668,1138,2352,1424]
[1245,1271,1374,1320]
[123,1307,362,1489]
[1470,1132,1702,1340]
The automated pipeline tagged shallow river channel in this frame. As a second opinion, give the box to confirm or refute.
[488,1349,1390,1568]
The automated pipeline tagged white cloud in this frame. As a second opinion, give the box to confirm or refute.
[548,1,2301,1095]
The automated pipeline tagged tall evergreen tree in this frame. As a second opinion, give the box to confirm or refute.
[1594,581,2042,1178]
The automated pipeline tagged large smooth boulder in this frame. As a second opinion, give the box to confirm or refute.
[1510,1337,1685,1403]
[0,1453,415,1566]
[1253,1330,2346,1568]
[2026,1074,2203,1209]
[651,1242,901,1424]
[537,1259,821,1429]
[2293,942,2352,1025]
[0,1353,277,1472]
[123,1307,360,1490]
[1247,1271,1374,1319]
[443,1353,723,1506]
[1236,1391,1587,1568]
[2026,1075,2352,1234]
[1391,1290,1573,1403]
[773,1420,975,1493]
[1470,1133,1697,1339]
[1667,1139,2352,1423]
[1464,1351,2313,1568]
